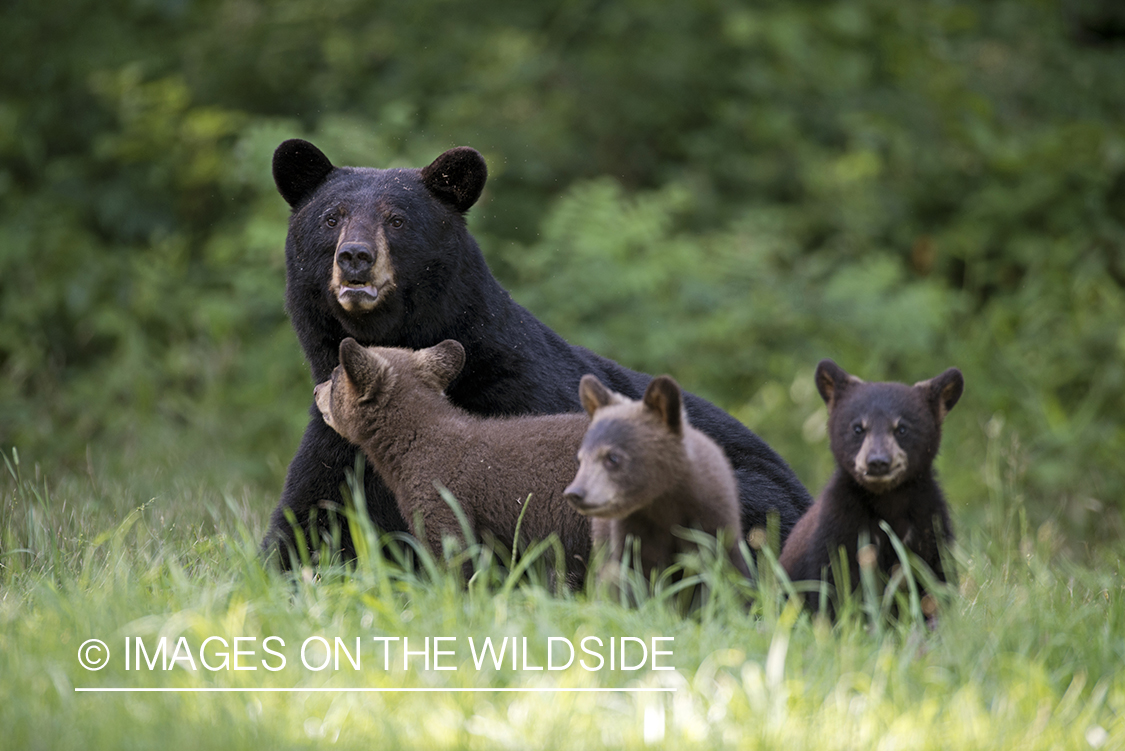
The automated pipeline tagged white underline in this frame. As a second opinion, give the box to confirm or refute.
[75,687,676,693]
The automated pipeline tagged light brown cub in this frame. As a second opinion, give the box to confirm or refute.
[563,374,748,583]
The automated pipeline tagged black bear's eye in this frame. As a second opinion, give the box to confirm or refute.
[896,425,908,436]
[388,215,404,229]
[604,452,621,470]
[853,424,865,435]
[325,216,338,228]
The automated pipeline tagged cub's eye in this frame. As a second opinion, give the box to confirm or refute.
[325,216,338,228]
[388,215,404,229]
[896,425,908,436]
[852,424,865,436]
[604,452,621,470]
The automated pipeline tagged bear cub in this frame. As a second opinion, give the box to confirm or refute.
[315,337,591,580]
[564,374,749,584]
[780,360,963,612]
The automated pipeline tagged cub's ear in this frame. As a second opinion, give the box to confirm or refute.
[338,338,390,400]
[815,359,861,411]
[916,367,964,424]
[642,375,684,435]
[578,375,620,417]
[420,147,487,213]
[274,139,335,209]
[417,340,466,391]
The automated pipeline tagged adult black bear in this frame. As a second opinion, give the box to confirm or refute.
[262,139,811,565]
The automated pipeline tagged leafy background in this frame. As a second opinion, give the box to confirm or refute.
[2,0,1124,546]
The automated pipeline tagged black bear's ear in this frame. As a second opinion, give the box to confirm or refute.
[273,139,335,209]
[417,339,465,391]
[338,338,390,400]
[642,375,684,435]
[815,359,860,411]
[916,367,964,424]
[420,147,487,213]
[579,375,619,417]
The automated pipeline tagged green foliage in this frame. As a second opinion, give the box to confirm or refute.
[1,0,1124,541]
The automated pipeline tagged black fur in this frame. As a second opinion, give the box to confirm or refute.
[273,139,335,209]
[780,360,963,611]
[262,140,813,565]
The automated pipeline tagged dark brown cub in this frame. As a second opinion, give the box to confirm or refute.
[780,360,963,614]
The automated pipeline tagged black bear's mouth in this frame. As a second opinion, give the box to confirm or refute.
[340,283,378,299]
[336,283,381,311]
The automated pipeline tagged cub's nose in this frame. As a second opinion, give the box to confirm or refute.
[336,242,375,279]
[563,482,586,508]
[865,458,891,476]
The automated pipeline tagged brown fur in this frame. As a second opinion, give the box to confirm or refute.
[563,375,748,583]
[780,359,963,613]
[315,338,591,579]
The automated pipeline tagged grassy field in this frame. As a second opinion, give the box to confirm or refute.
[1,446,1122,751]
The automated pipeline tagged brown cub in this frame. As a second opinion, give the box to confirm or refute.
[780,360,963,611]
[563,374,748,583]
[315,337,591,579]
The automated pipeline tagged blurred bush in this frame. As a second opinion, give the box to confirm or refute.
[1,0,1123,540]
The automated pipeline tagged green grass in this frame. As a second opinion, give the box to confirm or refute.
[1,447,1122,751]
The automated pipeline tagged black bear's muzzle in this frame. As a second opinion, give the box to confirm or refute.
[336,242,376,282]
[330,231,396,313]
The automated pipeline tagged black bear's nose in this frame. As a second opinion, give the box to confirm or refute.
[865,458,891,476]
[336,242,375,278]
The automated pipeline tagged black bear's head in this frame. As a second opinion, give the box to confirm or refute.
[816,360,963,494]
[272,140,488,365]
